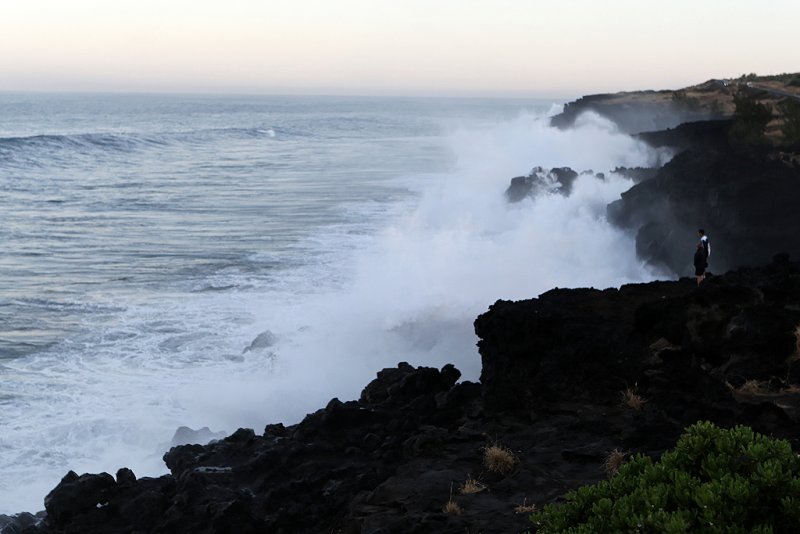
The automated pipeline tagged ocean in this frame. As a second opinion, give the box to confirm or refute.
[0,93,661,512]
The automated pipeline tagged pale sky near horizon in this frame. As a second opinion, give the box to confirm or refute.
[2,0,799,97]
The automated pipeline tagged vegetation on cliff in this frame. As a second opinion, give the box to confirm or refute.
[729,92,773,145]
[532,422,800,533]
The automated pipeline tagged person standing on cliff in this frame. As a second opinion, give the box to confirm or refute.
[698,229,711,260]
[695,229,710,285]
[694,243,707,286]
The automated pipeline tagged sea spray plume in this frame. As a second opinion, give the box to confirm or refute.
[204,109,665,431]
[446,110,670,183]
[0,105,665,514]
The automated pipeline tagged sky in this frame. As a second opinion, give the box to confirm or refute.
[1,0,799,97]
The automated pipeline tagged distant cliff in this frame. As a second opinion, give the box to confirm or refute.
[550,74,800,142]
[549,80,732,134]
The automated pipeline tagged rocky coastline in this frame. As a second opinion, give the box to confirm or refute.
[4,256,798,534]
[4,78,800,533]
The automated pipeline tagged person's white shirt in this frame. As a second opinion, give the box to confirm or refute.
[700,235,711,257]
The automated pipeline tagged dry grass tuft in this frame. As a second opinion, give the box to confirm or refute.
[459,476,487,495]
[442,499,462,515]
[513,497,536,514]
[442,483,462,515]
[621,387,647,411]
[604,448,627,476]
[483,443,516,475]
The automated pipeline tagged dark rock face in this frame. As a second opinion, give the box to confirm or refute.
[476,281,690,411]
[477,257,800,419]
[607,146,800,275]
[29,259,800,533]
[636,119,733,152]
[43,472,117,525]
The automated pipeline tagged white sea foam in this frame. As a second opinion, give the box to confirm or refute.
[222,110,666,423]
[0,108,664,513]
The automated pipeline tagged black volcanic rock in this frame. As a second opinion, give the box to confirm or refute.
[43,471,117,525]
[475,258,800,462]
[26,259,800,533]
[607,146,800,275]
[505,166,583,202]
[475,281,691,411]
[636,119,733,152]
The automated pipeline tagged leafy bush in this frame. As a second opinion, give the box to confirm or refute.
[531,422,800,533]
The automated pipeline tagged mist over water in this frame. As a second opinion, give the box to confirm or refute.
[232,111,666,419]
[0,96,663,513]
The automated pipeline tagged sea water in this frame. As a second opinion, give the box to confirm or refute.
[0,93,661,512]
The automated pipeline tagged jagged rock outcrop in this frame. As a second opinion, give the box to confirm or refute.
[477,255,800,419]
[27,258,800,533]
[505,167,598,202]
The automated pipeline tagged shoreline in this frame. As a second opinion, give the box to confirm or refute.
[5,74,800,532]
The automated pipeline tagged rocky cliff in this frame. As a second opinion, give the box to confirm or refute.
[608,128,800,276]
[7,257,800,534]
[548,81,732,134]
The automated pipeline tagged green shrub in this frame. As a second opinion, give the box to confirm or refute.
[531,422,800,533]
[729,92,772,145]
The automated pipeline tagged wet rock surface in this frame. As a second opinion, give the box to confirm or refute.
[24,258,800,533]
